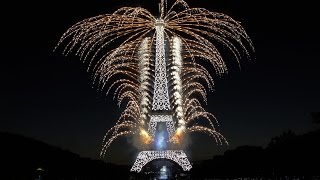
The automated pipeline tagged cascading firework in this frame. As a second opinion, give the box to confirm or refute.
[170,36,185,143]
[138,37,153,144]
[55,0,254,158]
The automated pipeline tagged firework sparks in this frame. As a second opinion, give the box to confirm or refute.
[56,0,253,158]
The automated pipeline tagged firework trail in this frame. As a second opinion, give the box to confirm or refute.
[55,0,254,157]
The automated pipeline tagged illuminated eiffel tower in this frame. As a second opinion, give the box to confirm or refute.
[130,5,192,172]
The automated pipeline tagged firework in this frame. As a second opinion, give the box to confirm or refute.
[56,0,254,158]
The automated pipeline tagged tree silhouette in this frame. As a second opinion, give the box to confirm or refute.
[311,112,320,124]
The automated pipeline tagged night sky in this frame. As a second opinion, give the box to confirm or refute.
[1,0,319,165]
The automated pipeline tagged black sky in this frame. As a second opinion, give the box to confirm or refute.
[1,0,319,164]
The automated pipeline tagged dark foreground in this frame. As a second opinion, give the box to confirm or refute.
[1,129,320,180]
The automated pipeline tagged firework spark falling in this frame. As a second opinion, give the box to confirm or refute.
[56,0,254,158]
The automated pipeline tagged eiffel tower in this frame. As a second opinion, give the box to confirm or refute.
[130,9,192,172]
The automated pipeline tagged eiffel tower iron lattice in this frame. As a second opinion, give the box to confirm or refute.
[131,18,192,172]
